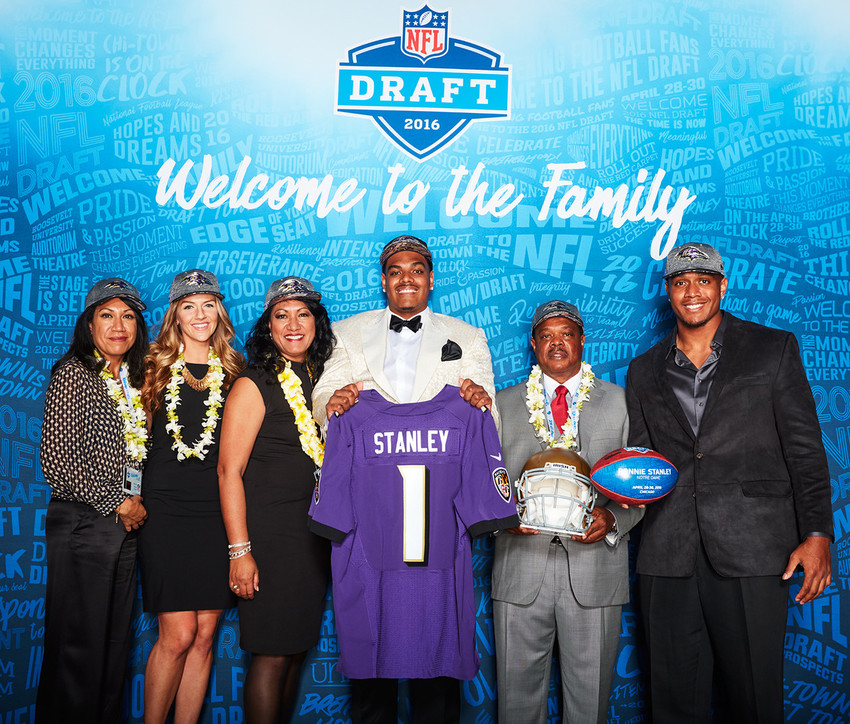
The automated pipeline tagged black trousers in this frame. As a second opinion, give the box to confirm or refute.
[640,544,788,724]
[35,499,138,724]
[350,677,461,724]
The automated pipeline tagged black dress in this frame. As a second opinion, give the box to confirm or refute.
[139,362,234,612]
[236,364,330,655]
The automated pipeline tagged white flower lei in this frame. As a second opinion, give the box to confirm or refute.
[96,353,148,462]
[164,345,225,461]
[277,359,324,467]
[526,362,595,450]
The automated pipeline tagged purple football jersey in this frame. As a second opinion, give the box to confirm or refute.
[308,385,518,679]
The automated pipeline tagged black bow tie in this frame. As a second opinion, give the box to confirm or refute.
[389,314,422,333]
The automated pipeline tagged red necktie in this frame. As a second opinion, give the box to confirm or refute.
[551,385,570,435]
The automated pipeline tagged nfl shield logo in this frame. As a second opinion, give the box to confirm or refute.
[335,5,510,160]
[402,6,448,62]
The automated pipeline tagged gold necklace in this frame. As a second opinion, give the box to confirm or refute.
[182,363,213,391]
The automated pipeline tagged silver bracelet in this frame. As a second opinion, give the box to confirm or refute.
[229,543,252,560]
[228,541,251,549]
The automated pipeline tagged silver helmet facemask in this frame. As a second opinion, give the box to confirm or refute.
[516,449,596,535]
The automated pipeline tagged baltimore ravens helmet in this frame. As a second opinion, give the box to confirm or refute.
[516,448,596,535]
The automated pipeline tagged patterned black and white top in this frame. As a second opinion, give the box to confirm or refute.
[41,358,134,516]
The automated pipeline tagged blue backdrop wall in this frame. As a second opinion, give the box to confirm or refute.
[1,1,849,722]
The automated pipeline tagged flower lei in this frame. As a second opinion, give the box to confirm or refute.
[164,345,225,461]
[526,362,595,450]
[277,359,324,467]
[96,353,148,462]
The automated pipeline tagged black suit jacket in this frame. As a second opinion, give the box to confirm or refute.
[626,313,832,578]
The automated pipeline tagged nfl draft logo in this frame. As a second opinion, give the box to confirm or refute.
[402,7,448,62]
[336,5,511,160]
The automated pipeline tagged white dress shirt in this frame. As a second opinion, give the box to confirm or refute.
[383,307,430,403]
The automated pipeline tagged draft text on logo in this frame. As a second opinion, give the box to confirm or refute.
[336,5,511,161]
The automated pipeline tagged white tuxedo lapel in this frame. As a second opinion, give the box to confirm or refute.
[361,309,396,400]
[410,311,445,401]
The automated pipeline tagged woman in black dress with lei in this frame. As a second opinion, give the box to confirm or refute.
[218,276,334,724]
[139,270,245,724]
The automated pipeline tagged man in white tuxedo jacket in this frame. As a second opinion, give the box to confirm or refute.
[311,235,498,724]
[491,301,643,724]
[312,235,497,426]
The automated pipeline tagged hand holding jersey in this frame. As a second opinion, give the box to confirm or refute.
[458,376,493,412]
[325,380,363,417]
[326,376,493,420]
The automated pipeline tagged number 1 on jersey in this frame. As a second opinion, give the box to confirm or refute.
[398,464,429,565]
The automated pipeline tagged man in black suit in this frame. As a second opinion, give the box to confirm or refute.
[626,242,833,723]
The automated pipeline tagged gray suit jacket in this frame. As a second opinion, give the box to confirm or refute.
[312,307,498,427]
[491,377,643,608]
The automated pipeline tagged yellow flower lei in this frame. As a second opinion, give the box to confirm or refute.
[96,353,148,462]
[164,345,225,461]
[277,359,324,467]
[525,362,595,450]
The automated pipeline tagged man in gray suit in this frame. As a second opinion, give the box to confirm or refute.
[491,300,643,724]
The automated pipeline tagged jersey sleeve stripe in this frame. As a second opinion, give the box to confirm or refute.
[468,513,520,539]
[307,517,348,543]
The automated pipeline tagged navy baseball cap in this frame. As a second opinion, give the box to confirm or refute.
[531,300,583,333]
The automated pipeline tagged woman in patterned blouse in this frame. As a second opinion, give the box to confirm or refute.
[36,278,150,724]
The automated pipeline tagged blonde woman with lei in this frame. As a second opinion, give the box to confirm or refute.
[37,278,149,724]
[218,277,334,724]
[138,270,245,724]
